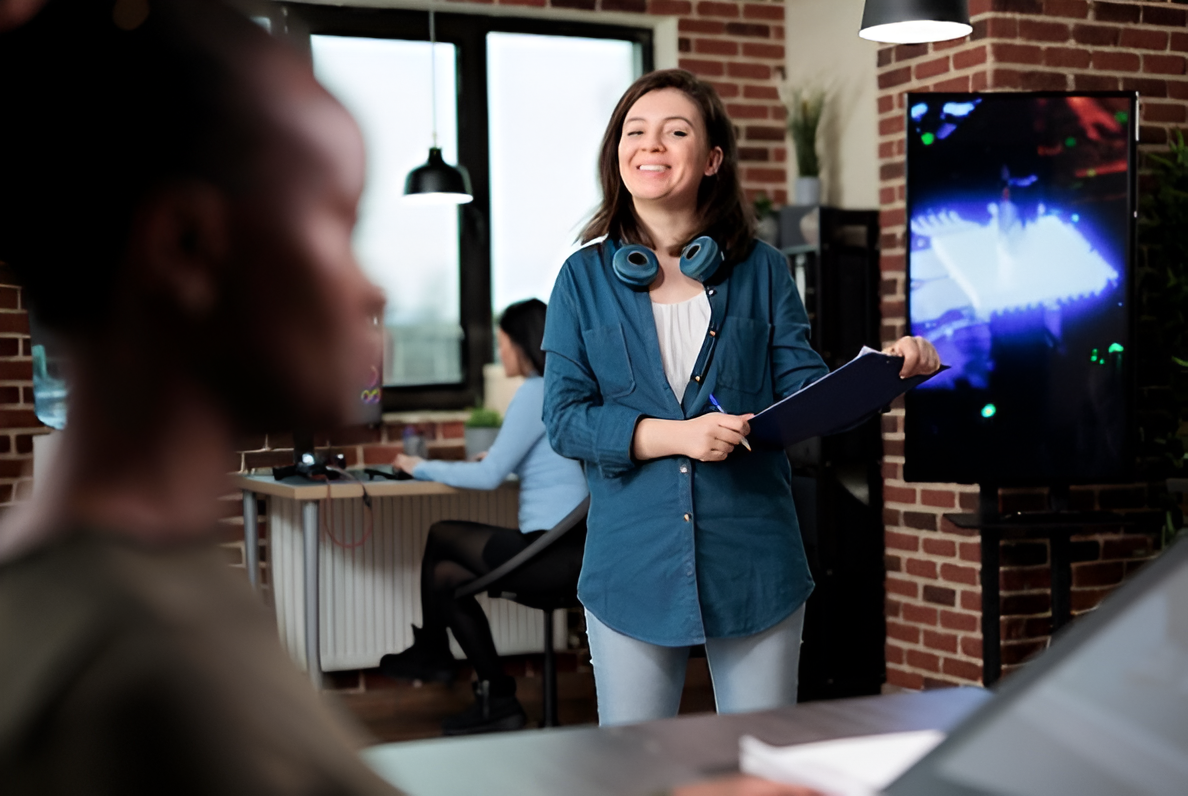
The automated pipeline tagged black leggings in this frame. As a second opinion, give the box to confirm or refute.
[419,519,585,683]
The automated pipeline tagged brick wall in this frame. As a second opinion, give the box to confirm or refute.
[878,0,1186,689]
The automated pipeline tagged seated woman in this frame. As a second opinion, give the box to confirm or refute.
[381,298,588,736]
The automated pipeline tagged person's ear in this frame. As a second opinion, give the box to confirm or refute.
[131,182,229,319]
[704,146,724,177]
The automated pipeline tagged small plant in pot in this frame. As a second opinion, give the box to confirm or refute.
[783,86,825,206]
[464,406,502,459]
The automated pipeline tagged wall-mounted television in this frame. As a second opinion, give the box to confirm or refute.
[904,92,1137,486]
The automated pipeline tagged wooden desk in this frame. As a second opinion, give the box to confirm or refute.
[235,473,542,689]
[363,688,991,796]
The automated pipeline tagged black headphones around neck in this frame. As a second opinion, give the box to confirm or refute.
[612,236,723,289]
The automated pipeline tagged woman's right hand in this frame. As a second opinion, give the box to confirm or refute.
[633,413,752,462]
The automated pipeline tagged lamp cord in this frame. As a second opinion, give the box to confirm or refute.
[429,7,438,149]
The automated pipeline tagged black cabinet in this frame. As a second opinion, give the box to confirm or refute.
[777,206,886,701]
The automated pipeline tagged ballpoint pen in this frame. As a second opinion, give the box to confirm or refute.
[707,393,752,452]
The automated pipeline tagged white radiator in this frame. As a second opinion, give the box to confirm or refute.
[268,489,566,672]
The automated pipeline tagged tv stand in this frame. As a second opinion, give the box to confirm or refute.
[944,483,1160,685]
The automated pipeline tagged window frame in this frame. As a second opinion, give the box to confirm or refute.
[275,4,653,412]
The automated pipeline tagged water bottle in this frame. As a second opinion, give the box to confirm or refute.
[29,314,67,431]
[402,425,426,458]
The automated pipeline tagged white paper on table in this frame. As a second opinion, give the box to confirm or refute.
[739,730,946,796]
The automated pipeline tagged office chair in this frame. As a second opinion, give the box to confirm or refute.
[455,496,590,728]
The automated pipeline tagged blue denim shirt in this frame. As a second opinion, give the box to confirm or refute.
[542,238,828,646]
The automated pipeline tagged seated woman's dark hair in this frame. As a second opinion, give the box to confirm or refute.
[498,299,547,376]
[581,69,755,268]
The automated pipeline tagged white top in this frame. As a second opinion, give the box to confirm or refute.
[651,291,712,402]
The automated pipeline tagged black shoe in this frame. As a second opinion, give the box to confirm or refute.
[441,679,527,736]
[379,626,455,683]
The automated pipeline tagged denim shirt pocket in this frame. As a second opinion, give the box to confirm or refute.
[715,317,771,394]
[582,323,636,399]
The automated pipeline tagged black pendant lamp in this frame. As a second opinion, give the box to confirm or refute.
[404,8,472,205]
[859,0,972,44]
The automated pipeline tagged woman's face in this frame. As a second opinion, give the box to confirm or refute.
[497,329,526,379]
[617,87,723,212]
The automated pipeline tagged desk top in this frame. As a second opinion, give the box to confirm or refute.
[363,688,990,796]
[232,473,519,501]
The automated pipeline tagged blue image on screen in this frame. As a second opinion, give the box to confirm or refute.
[904,93,1133,484]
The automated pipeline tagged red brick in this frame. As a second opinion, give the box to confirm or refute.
[1173,32,1188,53]
[923,584,956,606]
[914,57,950,80]
[972,71,989,91]
[1072,24,1120,47]
[949,543,975,566]
[680,18,726,33]
[742,2,782,20]
[886,643,905,665]
[904,511,938,531]
[887,620,921,643]
[884,507,902,526]
[903,602,938,625]
[0,409,40,429]
[1142,5,1187,27]
[0,289,16,310]
[887,668,924,690]
[1072,560,1124,587]
[1095,1,1139,23]
[1120,28,1170,52]
[906,649,940,673]
[921,489,956,509]
[743,84,778,100]
[953,46,988,70]
[1002,639,1047,665]
[1100,536,1155,559]
[649,0,691,13]
[887,577,919,598]
[1021,70,1068,90]
[1075,73,1119,91]
[1000,566,1050,591]
[1169,80,1188,100]
[694,38,738,56]
[738,146,769,162]
[678,58,725,76]
[879,66,913,90]
[1044,46,1090,69]
[942,657,982,683]
[941,563,979,586]
[940,610,978,632]
[907,558,939,579]
[361,445,401,465]
[1071,586,1112,612]
[880,186,897,204]
[1019,19,1069,42]
[708,80,739,98]
[1140,102,1187,123]
[696,1,738,17]
[0,314,28,335]
[879,115,906,136]
[960,636,983,659]
[933,75,972,92]
[960,589,982,612]
[1145,55,1187,76]
[727,62,770,79]
[1001,615,1053,640]
[724,22,769,38]
[725,101,765,118]
[742,42,784,59]
[1093,50,1141,72]
[923,538,957,558]
[744,167,786,182]
[1044,0,1088,18]
[886,530,920,552]
[877,94,895,114]
[994,43,1044,65]
[923,629,959,654]
[886,554,903,573]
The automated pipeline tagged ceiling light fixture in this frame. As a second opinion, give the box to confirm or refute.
[859,0,972,44]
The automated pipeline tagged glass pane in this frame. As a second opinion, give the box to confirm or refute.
[487,33,638,315]
[312,35,463,386]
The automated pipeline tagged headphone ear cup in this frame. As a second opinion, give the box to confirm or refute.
[613,244,659,289]
[679,236,722,283]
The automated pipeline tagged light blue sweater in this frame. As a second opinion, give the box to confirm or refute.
[412,376,588,533]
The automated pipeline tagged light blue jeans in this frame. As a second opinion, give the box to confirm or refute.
[584,604,807,726]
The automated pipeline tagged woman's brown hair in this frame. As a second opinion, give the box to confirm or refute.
[580,69,755,269]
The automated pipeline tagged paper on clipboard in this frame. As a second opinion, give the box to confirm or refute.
[748,348,946,449]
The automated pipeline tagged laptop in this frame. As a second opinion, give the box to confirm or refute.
[884,535,1188,795]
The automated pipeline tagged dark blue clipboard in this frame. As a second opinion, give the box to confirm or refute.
[748,351,947,449]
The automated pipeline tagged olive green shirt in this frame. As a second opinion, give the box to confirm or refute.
[0,532,403,795]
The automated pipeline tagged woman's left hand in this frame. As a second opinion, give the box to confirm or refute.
[395,453,424,473]
[884,335,941,379]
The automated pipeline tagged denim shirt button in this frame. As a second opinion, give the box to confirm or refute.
[683,513,691,522]
[680,465,689,474]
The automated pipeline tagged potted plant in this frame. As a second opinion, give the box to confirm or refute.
[753,193,779,245]
[783,86,825,206]
[464,406,502,459]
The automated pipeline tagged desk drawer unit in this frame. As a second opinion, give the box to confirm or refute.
[268,491,567,672]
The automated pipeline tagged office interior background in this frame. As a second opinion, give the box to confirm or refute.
[5,0,1188,705]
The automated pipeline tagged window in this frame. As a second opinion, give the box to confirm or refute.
[277,6,651,410]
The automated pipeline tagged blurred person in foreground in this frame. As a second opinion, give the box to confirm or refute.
[0,0,402,792]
